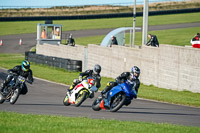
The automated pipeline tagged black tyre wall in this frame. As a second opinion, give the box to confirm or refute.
[25,51,82,72]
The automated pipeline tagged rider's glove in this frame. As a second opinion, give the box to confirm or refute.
[79,76,82,81]
[27,80,33,84]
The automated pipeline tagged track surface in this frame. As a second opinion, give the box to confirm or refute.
[0,23,200,127]
[0,22,200,53]
[0,68,200,127]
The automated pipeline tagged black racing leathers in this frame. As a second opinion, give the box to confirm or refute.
[101,72,140,98]
[1,65,33,94]
[79,70,101,89]
[116,72,140,93]
[9,65,33,84]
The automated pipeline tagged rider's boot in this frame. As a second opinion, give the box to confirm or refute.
[101,85,112,98]
[67,83,76,94]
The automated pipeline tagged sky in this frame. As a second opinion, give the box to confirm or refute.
[0,0,183,7]
[1,0,136,7]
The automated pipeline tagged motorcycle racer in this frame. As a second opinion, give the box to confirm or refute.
[0,60,33,95]
[68,64,101,97]
[101,66,140,99]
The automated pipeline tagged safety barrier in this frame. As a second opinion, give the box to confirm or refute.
[25,51,82,72]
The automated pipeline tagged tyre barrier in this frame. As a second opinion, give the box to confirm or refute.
[25,51,82,72]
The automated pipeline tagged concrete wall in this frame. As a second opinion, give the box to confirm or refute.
[36,43,200,93]
[88,44,200,93]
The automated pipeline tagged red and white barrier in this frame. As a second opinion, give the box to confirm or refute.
[190,40,200,48]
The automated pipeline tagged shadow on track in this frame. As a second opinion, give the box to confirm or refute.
[117,110,200,116]
[16,103,63,106]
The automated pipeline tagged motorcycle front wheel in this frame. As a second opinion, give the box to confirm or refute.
[74,91,87,107]
[110,93,126,112]
[0,92,5,104]
[10,88,20,104]
[63,94,71,106]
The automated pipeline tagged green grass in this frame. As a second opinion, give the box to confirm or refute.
[0,12,200,36]
[0,112,200,133]
[0,53,200,107]
[75,27,200,46]
[139,84,200,107]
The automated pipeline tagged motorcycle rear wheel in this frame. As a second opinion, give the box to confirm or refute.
[74,91,87,107]
[92,97,101,111]
[63,94,71,106]
[110,93,126,112]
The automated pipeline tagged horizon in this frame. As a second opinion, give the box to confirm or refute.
[0,0,184,8]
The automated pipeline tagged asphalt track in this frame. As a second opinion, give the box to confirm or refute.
[0,23,200,127]
[0,68,200,127]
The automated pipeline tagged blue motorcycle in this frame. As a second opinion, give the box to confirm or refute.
[92,80,137,112]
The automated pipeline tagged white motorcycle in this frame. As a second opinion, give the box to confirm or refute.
[63,77,98,107]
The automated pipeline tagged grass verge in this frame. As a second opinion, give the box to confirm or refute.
[0,53,200,107]
[0,12,200,36]
[0,111,200,133]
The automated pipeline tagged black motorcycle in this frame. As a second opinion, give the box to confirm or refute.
[0,74,26,104]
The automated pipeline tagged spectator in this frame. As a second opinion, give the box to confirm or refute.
[111,35,118,46]
[146,34,159,47]
[67,34,75,46]
[41,29,46,39]
[192,33,200,41]
[54,28,60,39]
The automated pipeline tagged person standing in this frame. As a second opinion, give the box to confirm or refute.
[41,29,46,39]
[146,34,159,47]
[110,36,118,46]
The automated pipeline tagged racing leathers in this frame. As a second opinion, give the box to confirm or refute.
[101,72,140,99]
[0,65,33,95]
[68,69,101,98]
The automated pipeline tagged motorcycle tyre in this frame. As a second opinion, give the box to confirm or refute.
[110,93,126,112]
[92,97,101,111]
[63,94,71,106]
[0,92,5,104]
[10,88,20,105]
[74,91,87,107]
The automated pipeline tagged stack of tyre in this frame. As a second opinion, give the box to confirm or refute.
[25,51,82,72]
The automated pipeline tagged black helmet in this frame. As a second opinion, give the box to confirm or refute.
[93,64,101,74]
[131,66,140,78]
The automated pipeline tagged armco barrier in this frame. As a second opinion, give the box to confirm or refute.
[25,51,82,72]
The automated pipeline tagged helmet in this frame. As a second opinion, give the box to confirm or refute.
[131,66,140,78]
[22,60,30,71]
[93,64,101,74]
